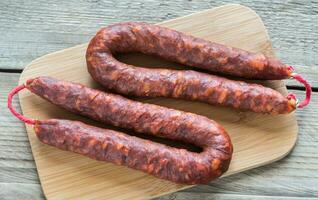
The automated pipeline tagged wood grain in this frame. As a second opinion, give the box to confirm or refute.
[1,73,317,200]
[15,4,300,200]
[0,0,317,71]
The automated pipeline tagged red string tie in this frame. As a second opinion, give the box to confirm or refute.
[7,84,36,125]
[286,66,312,108]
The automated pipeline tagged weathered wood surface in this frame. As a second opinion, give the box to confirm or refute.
[1,72,317,200]
[0,0,317,199]
[0,0,317,71]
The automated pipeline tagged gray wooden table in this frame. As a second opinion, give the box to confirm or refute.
[0,1,317,199]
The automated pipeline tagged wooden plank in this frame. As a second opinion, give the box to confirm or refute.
[0,73,44,199]
[1,72,317,200]
[157,193,318,200]
[0,183,43,200]
[0,0,317,71]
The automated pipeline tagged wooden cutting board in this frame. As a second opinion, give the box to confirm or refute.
[18,4,298,200]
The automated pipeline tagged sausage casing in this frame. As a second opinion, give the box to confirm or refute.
[27,77,233,184]
[86,22,296,114]
[86,22,292,80]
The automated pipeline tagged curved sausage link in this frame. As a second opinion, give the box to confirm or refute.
[26,77,232,184]
[86,22,296,114]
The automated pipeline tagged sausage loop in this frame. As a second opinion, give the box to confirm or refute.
[287,68,312,108]
[7,84,36,125]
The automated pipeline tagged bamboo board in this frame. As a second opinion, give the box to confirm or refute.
[18,4,298,200]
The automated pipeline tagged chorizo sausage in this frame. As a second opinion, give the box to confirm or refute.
[8,77,232,184]
[86,22,311,112]
[34,119,231,184]
[87,22,291,80]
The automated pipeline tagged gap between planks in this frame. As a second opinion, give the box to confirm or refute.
[1,70,316,91]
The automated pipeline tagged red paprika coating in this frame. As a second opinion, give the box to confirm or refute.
[86,22,292,81]
[86,22,296,114]
[34,119,230,184]
[27,77,232,184]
